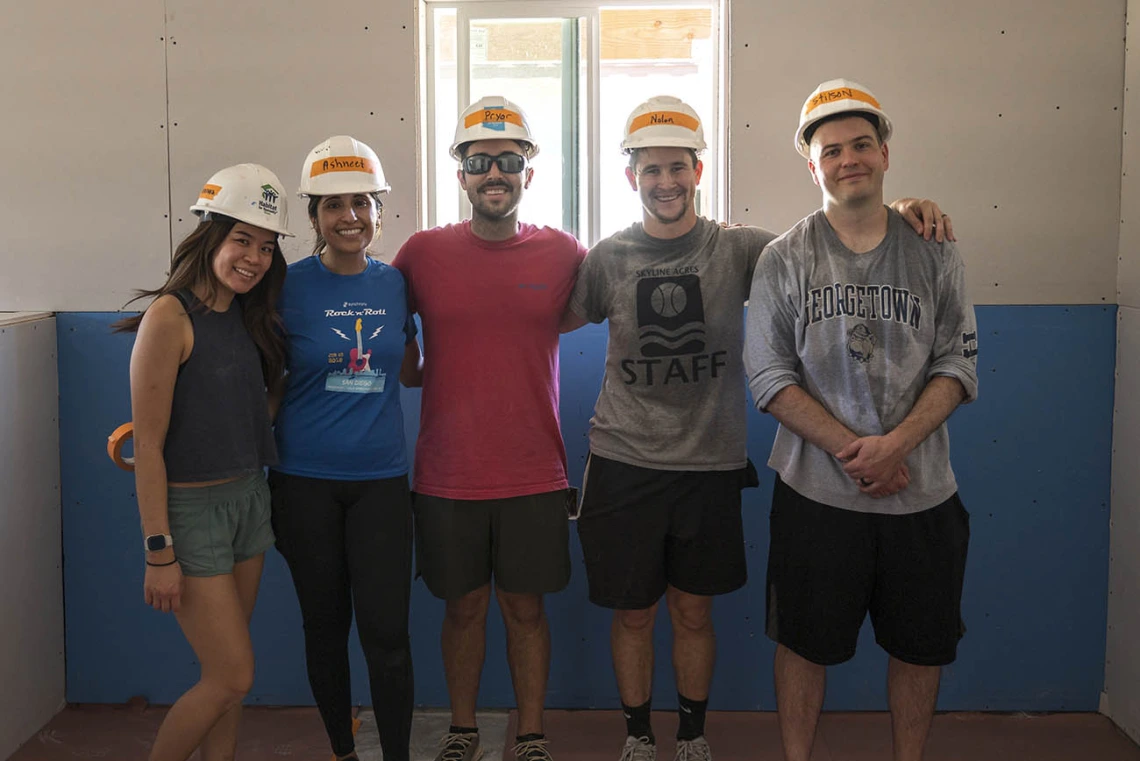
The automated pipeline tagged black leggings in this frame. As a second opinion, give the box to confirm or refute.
[269,471,413,760]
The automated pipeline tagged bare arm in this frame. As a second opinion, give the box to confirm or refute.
[765,384,860,457]
[889,198,955,243]
[837,376,966,484]
[129,295,191,613]
[399,339,424,387]
[892,376,967,452]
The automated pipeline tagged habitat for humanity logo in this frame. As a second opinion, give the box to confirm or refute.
[259,184,280,215]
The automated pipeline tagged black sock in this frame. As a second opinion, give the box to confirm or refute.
[516,733,545,742]
[449,725,479,735]
[677,693,708,741]
[622,699,655,743]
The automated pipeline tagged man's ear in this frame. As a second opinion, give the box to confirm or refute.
[625,166,638,192]
[523,166,534,189]
[808,159,821,189]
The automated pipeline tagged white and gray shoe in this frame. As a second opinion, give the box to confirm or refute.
[435,731,484,761]
[673,736,711,761]
[619,735,657,761]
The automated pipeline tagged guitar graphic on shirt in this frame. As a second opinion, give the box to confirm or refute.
[347,318,372,373]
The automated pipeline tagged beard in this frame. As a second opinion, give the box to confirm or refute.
[643,188,691,224]
[468,180,520,221]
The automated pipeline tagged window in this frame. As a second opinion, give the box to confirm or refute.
[421,0,724,245]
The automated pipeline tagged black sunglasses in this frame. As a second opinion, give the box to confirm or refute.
[462,152,528,175]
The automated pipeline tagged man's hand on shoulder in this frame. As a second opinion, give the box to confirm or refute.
[889,198,955,243]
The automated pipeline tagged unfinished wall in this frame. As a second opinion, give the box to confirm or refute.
[729,0,1124,306]
[0,0,1128,718]
[0,314,64,759]
[1106,0,1140,745]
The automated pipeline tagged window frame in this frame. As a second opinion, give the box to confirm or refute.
[420,0,725,246]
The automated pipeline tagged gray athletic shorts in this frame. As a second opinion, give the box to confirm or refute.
[412,489,572,600]
[166,472,274,577]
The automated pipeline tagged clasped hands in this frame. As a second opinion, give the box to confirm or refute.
[836,434,911,498]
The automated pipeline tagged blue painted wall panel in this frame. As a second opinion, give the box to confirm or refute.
[57,305,1114,711]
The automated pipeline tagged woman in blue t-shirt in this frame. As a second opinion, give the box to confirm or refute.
[269,136,422,761]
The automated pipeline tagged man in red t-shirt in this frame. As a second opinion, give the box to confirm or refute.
[393,96,586,761]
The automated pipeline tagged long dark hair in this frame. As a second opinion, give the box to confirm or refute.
[112,215,287,388]
[307,192,385,256]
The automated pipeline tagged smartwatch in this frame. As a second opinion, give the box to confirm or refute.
[144,533,173,553]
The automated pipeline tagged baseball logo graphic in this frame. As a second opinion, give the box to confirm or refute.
[637,275,706,357]
[650,281,688,318]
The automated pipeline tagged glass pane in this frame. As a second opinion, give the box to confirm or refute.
[433,8,459,227]
[598,7,717,239]
[467,18,567,232]
[578,16,590,240]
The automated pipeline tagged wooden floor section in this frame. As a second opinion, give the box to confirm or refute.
[508,710,1140,761]
[8,705,1140,760]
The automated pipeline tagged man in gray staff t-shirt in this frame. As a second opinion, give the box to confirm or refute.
[562,97,775,761]
[744,79,978,761]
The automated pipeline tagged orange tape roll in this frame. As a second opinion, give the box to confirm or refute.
[108,422,135,471]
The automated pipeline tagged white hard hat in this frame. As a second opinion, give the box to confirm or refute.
[795,78,893,159]
[621,96,707,153]
[189,163,293,237]
[450,96,539,160]
[298,135,390,197]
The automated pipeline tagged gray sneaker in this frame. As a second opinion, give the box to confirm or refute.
[619,735,657,761]
[513,737,554,761]
[436,731,484,761]
[673,736,711,761]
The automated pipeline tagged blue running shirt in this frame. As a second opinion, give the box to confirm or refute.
[274,255,417,479]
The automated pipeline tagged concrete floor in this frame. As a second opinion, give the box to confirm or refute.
[7,705,1139,760]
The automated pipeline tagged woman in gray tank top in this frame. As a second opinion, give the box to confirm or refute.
[112,163,292,761]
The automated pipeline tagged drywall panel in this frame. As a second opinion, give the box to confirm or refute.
[61,305,1115,710]
[1105,305,1140,743]
[729,0,1125,306]
[164,1,418,263]
[0,315,64,758]
[1119,5,1140,307]
[0,1,169,312]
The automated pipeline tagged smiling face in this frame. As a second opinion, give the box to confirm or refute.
[312,193,380,257]
[808,114,889,208]
[626,146,703,234]
[457,138,533,223]
[210,222,278,297]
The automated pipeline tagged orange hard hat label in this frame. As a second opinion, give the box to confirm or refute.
[805,87,881,116]
[628,111,700,134]
[199,184,221,201]
[310,156,377,178]
[464,108,524,129]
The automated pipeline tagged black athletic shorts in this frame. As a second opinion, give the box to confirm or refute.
[576,452,758,610]
[766,476,970,667]
[412,489,572,600]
